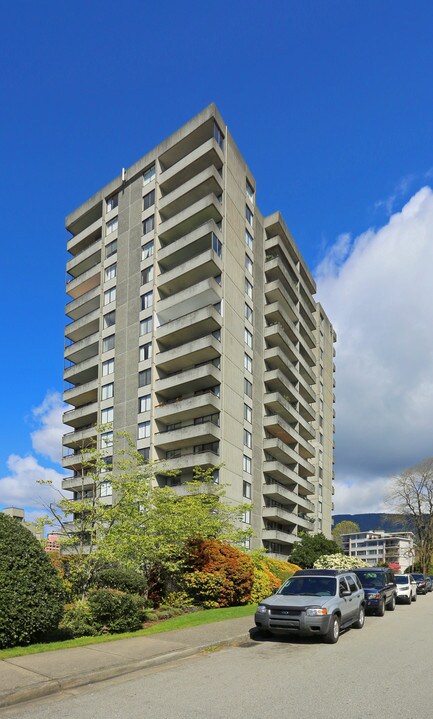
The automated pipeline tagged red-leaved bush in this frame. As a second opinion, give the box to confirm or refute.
[184,539,254,607]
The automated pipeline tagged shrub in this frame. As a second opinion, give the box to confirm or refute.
[59,600,98,638]
[163,591,195,609]
[185,539,254,607]
[0,514,64,648]
[93,564,147,595]
[313,554,368,569]
[249,550,300,602]
[87,589,143,633]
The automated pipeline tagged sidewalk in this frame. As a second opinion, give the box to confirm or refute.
[0,616,255,709]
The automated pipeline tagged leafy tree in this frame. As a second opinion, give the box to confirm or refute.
[386,457,433,574]
[332,520,360,547]
[288,533,342,568]
[0,513,64,648]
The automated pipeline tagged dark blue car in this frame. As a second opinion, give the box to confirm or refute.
[352,568,397,616]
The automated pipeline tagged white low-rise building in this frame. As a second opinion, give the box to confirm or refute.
[341,530,415,573]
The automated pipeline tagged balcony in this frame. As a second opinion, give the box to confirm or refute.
[262,505,312,531]
[265,235,299,283]
[156,449,219,473]
[263,438,314,477]
[158,194,223,244]
[154,420,220,452]
[263,460,314,495]
[158,222,220,271]
[67,216,103,257]
[64,355,99,386]
[265,258,298,305]
[262,529,300,547]
[262,482,315,513]
[159,166,223,222]
[264,347,315,403]
[159,136,224,195]
[64,332,99,365]
[67,239,102,279]
[264,391,315,440]
[66,286,100,321]
[65,309,100,343]
[155,391,220,425]
[62,426,97,450]
[156,305,221,350]
[155,362,221,400]
[158,248,222,297]
[264,280,297,323]
[157,277,221,325]
[62,474,97,492]
[159,116,220,172]
[66,261,101,300]
[63,401,98,429]
[263,415,315,460]
[63,378,98,408]
[155,334,221,374]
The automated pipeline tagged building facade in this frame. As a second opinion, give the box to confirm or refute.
[62,104,336,558]
[341,530,415,573]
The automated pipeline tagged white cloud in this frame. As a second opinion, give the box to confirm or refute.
[31,391,66,463]
[317,186,433,512]
[0,454,65,514]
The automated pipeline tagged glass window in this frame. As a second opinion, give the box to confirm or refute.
[244,378,252,398]
[139,394,151,413]
[213,122,224,149]
[243,480,251,499]
[106,194,118,212]
[244,429,252,449]
[101,407,113,424]
[244,353,252,373]
[139,342,152,362]
[142,240,154,260]
[245,303,253,322]
[105,264,116,281]
[245,278,253,299]
[245,328,253,348]
[138,421,150,439]
[101,383,114,400]
[140,316,153,336]
[143,165,156,185]
[246,205,253,226]
[102,335,115,352]
[243,509,252,524]
[141,266,154,284]
[103,311,116,328]
[100,481,112,497]
[101,431,113,448]
[139,368,151,387]
[244,403,252,423]
[106,240,117,258]
[245,229,253,250]
[106,217,118,235]
[102,358,114,376]
[104,287,116,305]
[212,233,222,257]
[143,215,155,234]
[243,454,251,474]
[141,291,153,310]
[245,254,253,275]
[138,447,150,461]
[143,189,155,210]
[246,180,254,203]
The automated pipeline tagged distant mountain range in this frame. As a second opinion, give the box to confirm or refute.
[332,513,414,533]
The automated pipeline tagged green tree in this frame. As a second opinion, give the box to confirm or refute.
[332,520,360,547]
[288,533,342,568]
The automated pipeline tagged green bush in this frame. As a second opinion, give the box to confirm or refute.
[183,570,226,608]
[93,564,147,595]
[0,514,64,648]
[59,600,98,638]
[87,589,143,633]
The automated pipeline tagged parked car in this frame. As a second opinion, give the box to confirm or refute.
[352,568,397,615]
[425,576,433,592]
[394,574,417,604]
[412,573,428,594]
[254,569,366,644]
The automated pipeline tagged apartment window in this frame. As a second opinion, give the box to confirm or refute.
[105,264,117,281]
[101,431,113,447]
[100,481,112,497]
[140,316,153,336]
[243,509,252,524]
[101,456,112,472]
[141,266,154,284]
[101,407,113,424]
[212,233,222,257]
[244,303,253,322]
[244,403,252,424]
[143,189,155,210]
[213,122,224,149]
[102,358,114,376]
[138,421,151,439]
[102,335,115,352]
[143,165,156,185]
[193,442,219,455]
[143,215,155,235]
[243,480,252,499]
[246,205,253,226]
[245,278,253,299]
[244,328,253,349]
[212,328,221,341]
[142,240,154,260]
[244,353,252,373]
[104,287,116,305]
[101,383,114,400]
[246,180,254,203]
[106,217,118,235]
[141,291,153,310]
[106,240,117,258]
[244,378,252,398]
[106,194,118,212]
[139,342,152,362]
[243,454,252,474]
[139,394,151,413]
[138,447,150,461]
[244,429,252,449]
[245,254,253,274]
[245,229,253,250]
[139,368,151,387]
[103,311,116,328]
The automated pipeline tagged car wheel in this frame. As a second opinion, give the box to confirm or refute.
[386,595,396,611]
[324,614,340,644]
[412,592,417,602]
[376,599,385,616]
[353,605,365,629]
[406,596,411,605]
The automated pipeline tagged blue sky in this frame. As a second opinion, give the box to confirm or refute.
[1,0,433,517]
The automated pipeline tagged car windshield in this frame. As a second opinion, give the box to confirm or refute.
[412,574,424,581]
[395,576,409,585]
[355,571,385,588]
[278,576,336,596]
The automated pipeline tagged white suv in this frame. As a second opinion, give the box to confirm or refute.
[395,574,417,604]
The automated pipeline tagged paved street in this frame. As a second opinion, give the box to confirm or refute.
[2,596,433,719]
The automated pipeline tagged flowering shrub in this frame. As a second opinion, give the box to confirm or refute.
[183,570,226,608]
[249,550,300,601]
[184,539,254,607]
[313,554,367,569]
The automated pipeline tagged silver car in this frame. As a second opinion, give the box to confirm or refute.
[254,569,366,644]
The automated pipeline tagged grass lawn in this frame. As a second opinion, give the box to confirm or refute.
[0,604,257,660]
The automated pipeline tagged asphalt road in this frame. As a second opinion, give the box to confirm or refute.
[2,595,433,719]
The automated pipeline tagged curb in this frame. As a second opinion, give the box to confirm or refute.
[0,633,252,710]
